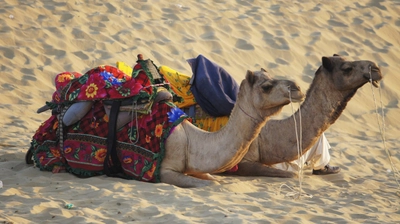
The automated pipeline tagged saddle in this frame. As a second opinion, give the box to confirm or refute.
[26,56,176,167]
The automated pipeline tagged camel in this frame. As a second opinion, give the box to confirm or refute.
[28,67,304,188]
[161,69,304,187]
[232,55,383,177]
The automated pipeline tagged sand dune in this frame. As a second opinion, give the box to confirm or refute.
[0,0,399,223]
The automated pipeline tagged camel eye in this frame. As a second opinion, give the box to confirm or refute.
[343,67,352,73]
[262,84,273,93]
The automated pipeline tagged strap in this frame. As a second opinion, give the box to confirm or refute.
[188,105,196,118]
[58,105,71,156]
[182,105,196,119]
[25,146,34,164]
[104,100,123,176]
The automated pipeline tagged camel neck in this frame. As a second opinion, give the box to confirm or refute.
[208,103,267,173]
[257,75,354,164]
[238,104,261,123]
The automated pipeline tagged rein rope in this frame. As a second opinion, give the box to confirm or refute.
[368,66,400,188]
[291,87,305,199]
[290,86,308,199]
[238,104,260,123]
[279,86,312,199]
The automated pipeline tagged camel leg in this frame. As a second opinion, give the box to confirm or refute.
[160,169,216,188]
[235,161,297,178]
[189,173,217,181]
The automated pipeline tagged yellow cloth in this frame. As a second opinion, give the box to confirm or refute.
[158,66,196,108]
[193,115,229,132]
[116,61,133,77]
[116,61,229,132]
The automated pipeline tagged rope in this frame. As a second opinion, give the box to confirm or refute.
[278,184,313,198]
[368,66,400,188]
[58,104,71,155]
[238,104,261,122]
[142,83,171,89]
[129,101,140,144]
[279,86,307,199]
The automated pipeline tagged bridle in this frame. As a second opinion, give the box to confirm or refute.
[238,104,262,123]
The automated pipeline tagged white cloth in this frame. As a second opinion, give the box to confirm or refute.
[271,133,331,172]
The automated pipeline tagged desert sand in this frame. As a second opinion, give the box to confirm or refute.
[0,0,399,223]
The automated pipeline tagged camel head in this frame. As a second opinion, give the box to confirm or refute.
[239,68,305,118]
[320,54,383,91]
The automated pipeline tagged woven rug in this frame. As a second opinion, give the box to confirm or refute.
[31,64,189,182]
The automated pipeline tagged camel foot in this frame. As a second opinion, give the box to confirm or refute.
[160,169,216,188]
[234,161,297,178]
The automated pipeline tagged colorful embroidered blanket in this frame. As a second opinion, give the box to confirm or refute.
[30,64,189,182]
[50,65,148,105]
[118,61,231,132]
[32,101,188,182]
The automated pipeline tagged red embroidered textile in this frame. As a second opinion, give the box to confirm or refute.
[31,64,188,182]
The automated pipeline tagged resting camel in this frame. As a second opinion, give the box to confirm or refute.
[27,67,304,188]
[233,55,383,177]
[161,69,304,187]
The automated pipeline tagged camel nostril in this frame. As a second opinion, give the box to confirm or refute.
[370,65,380,73]
[287,84,301,91]
[369,62,380,71]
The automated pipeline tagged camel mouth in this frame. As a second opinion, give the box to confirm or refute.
[287,84,305,102]
[367,66,382,88]
[290,96,305,103]
[371,67,380,73]
[288,91,305,103]
[363,75,380,88]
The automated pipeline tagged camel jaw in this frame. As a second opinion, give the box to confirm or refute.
[290,96,305,103]
[363,74,381,88]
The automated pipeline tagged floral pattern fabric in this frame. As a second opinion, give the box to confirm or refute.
[66,65,146,102]
[31,115,65,172]
[31,64,189,182]
[33,101,188,181]
[51,71,83,106]
[115,101,188,181]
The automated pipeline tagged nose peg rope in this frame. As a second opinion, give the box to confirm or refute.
[368,66,399,188]
[280,86,311,199]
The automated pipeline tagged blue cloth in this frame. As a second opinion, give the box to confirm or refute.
[187,55,239,117]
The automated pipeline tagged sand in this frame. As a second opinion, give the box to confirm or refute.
[0,0,399,223]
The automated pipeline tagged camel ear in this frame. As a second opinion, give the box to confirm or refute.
[246,70,256,86]
[333,54,340,56]
[322,57,334,72]
[261,68,267,72]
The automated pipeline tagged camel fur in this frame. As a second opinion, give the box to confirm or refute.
[161,69,304,187]
[234,55,383,178]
